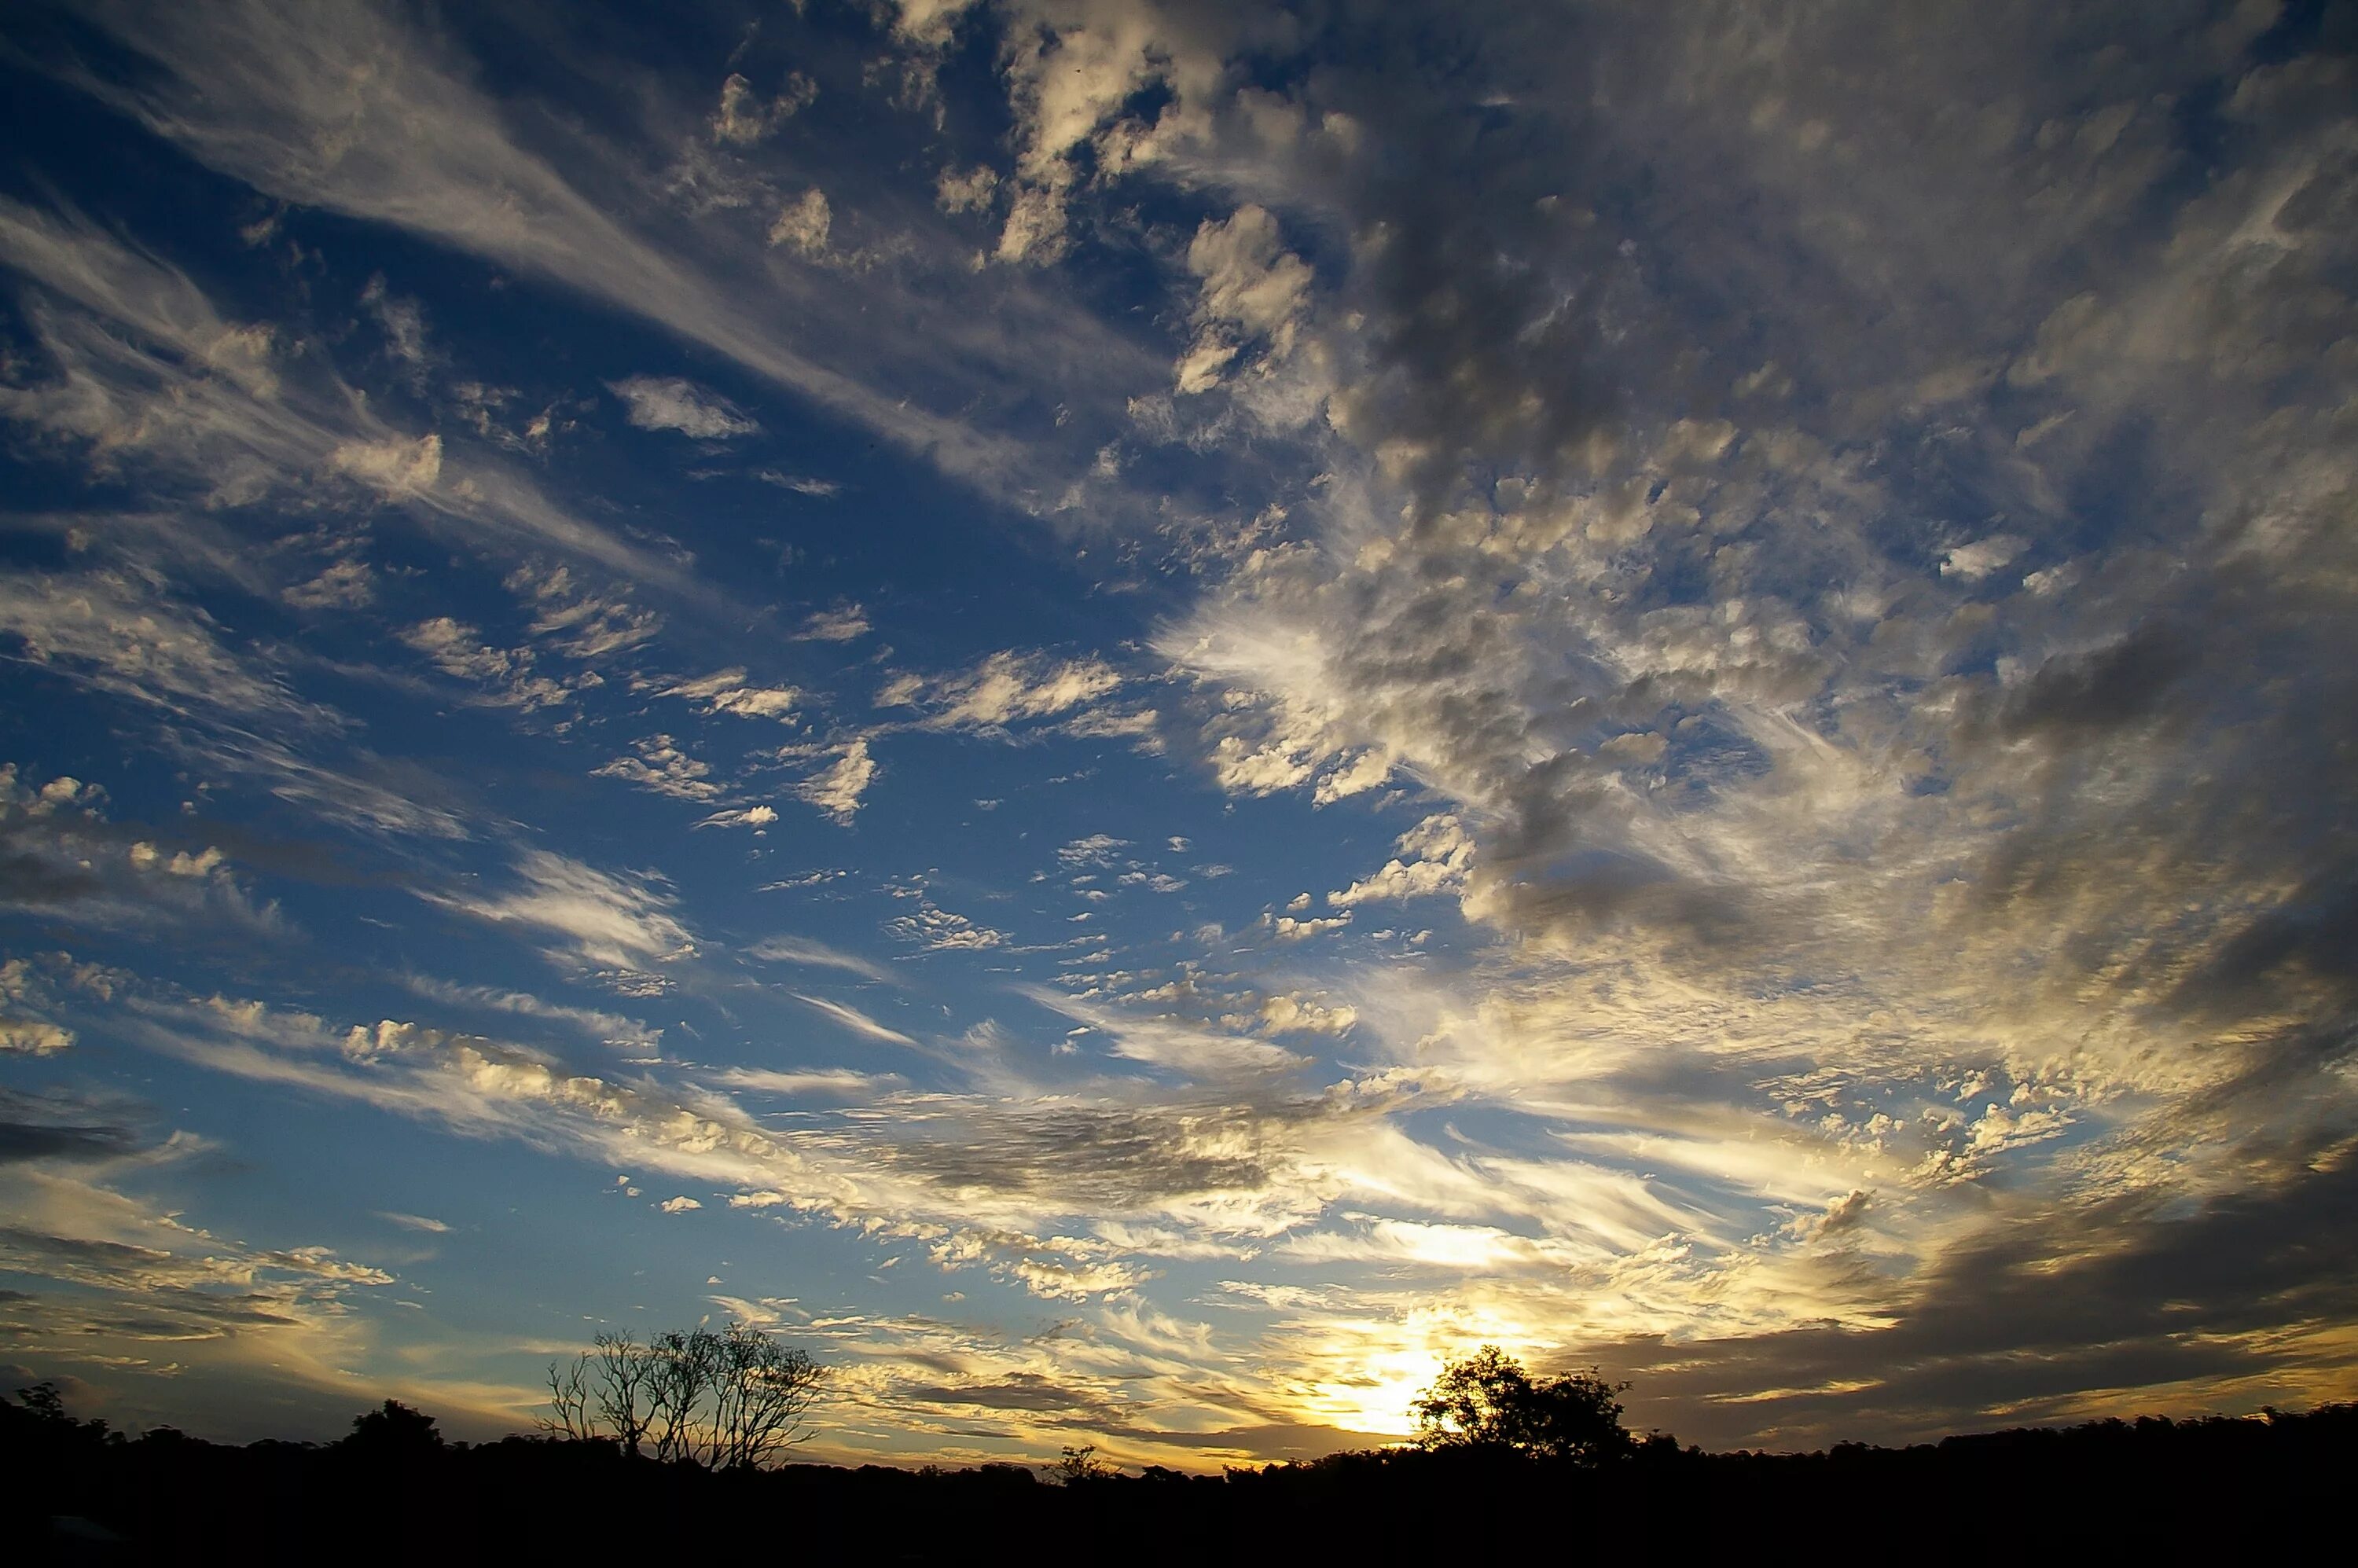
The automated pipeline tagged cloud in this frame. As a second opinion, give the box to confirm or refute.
[0,1100,399,1432]
[709,1067,904,1098]
[664,669,800,722]
[607,375,761,439]
[359,273,429,366]
[376,1211,450,1233]
[796,606,870,641]
[656,1195,703,1214]
[28,0,1188,545]
[1328,816,1475,908]
[797,739,876,821]
[1175,205,1313,395]
[1258,995,1357,1036]
[0,1019,75,1056]
[745,936,891,983]
[695,805,778,831]
[936,164,998,213]
[883,902,1006,952]
[422,850,692,972]
[505,564,663,661]
[0,1086,138,1163]
[398,976,663,1052]
[0,571,306,721]
[711,70,816,145]
[0,196,696,591]
[400,619,572,711]
[768,189,832,258]
[794,993,918,1048]
[758,472,845,498]
[1058,834,1129,868]
[880,649,1122,732]
[329,432,443,495]
[593,736,722,802]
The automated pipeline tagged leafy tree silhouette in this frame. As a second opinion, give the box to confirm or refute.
[343,1399,444,1456]
[1409,1346,1633,1463]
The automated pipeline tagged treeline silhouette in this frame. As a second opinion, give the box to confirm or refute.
[10,1349,2348,1562]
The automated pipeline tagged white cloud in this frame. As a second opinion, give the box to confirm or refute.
[657,1195,703,1214]
[746,935,891,983]
[880,649,1121,731]
[884,902,1007,951]
[710,1066,903,1097]
[1329,816,1477,908]
[696,805,778,830]
[1258,995,1357,1036]
[607,375,760,439]
[1175,204,1314,395]
[1057,833,1129,868]
[795,993,918,1048]
[1941,534,2029,580]
[593,735,721,801]
[422,850,692,971]
[798,739,876,821]
[328,433,443,495]
[399,975,663,1052]
[757,471,844,497]
[401,618,571,710]
[0,569,303,720]
[664,669,800,721]
[376,1210,450,1233]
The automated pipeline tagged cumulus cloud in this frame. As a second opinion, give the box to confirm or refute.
[1176,204,1313,395]
[0,1018,75,1056]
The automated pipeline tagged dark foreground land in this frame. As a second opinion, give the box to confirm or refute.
[11,1396,2351,1562]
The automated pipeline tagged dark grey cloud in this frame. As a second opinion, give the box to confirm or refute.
[0,1089,139,1164]
[1599,1129,2358,1448]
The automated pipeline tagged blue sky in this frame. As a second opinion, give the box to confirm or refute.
[3,0,2356,1466]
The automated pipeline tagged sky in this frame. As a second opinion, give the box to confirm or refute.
[2,0,2355,1469]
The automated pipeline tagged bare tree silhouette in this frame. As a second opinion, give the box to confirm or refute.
[545,1322,826,1467]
